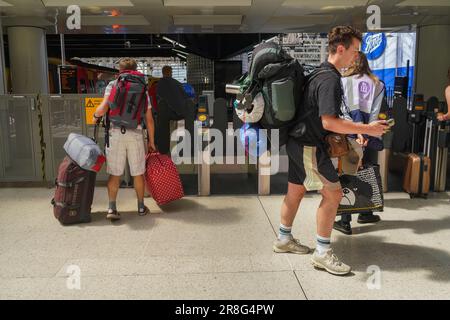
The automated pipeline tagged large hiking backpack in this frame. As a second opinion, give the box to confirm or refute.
[108,70,148,129]
[235,41,305,130]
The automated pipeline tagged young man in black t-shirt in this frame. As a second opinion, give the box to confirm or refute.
[273,26,389,276]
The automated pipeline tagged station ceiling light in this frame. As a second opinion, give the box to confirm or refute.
[173,15,243,26]
[282,0,366,8]
[43,0,134,7]
[82,15,149,26]
[163,0,251,6]
[162,36,187,49]
[397,0,450,6]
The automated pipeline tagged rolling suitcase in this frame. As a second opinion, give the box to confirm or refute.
[52,123,103,225]
[403,153,430,198]
[145,152,184,205]
[52,158,97,225]
[403,117,433,198]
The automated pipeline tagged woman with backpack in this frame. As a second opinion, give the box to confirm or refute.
[333,51,385,235]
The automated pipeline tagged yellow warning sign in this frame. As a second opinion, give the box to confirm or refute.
[85,98,104,125]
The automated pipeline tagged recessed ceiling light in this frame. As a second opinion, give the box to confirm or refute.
[164,0,251,6]
[82,15,149,26]
[43,0,134,7]
[321,6,354,10]
[173,15,243,26]
[396,0,450,6]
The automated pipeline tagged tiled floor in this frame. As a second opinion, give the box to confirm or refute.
[0,188,449,299]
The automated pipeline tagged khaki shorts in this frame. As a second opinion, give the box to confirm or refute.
[287,138,341,191]
[106,127,146,177]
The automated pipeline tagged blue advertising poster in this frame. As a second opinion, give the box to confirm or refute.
[362,32,416,97]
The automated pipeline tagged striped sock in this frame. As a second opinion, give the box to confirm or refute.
[109,201,117,211]
[316,235,331,255]
[138,201,145,212]
[278,224,294,241]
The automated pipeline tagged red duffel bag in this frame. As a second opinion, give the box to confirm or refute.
[145,152,184,205]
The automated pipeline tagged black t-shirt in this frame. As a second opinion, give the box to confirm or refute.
[293,61,344,146]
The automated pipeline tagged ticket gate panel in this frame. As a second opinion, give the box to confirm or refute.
[0,96,37,179]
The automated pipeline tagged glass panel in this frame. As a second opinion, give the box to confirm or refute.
[209,121,258,195]
[2,98,35,178]
[270,145,289,195]
[49,98,82,168]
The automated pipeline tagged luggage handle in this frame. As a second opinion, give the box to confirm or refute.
[93,121,101,143]
[51,200,81,209]
[55,177,86,188]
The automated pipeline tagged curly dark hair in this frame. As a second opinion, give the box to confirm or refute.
[328,26,363,55]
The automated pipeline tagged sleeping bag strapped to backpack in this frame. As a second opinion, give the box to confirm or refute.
[108,70,148,129]
[234,41,305,131]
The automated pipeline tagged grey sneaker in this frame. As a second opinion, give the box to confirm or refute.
[273,238,310,254]
[311,249,351,276]
[106,209,121,221]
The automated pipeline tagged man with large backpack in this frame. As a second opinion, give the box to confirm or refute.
[272,27,388,276]
[93,58,156,221]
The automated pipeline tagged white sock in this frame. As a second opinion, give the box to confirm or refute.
[316,235,331,255]
[278,224,294,241]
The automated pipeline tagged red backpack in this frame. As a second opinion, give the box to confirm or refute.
[108,70,148,129]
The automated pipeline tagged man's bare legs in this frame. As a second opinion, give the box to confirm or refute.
[107,175,121,220]
[273,182,310,254]
[133,175,145,203]
[317,187,343,238]
[281,182,306,227]
[133,174,149,215]
[311,186,351,275]
[107,175,121,204]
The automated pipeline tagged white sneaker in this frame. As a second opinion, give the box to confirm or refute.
[273,238,310,254]
[311,249,351,276]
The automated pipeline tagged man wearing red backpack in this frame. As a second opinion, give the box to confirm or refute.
[93,58,156,221]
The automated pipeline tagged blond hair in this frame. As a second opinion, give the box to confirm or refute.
[118,58,137,71]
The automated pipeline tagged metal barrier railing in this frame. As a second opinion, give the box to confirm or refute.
[0,94,284,195]
[0,94,49,182]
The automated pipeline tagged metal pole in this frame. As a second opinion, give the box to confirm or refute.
[0,18,6,94]
[60,33,66,66]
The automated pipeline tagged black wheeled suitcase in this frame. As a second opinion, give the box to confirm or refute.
[51,123,103,225]
[52,158,96,225]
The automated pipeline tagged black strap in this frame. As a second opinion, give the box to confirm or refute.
[290,68,338,143]
[105,109,110,148]
[55,176,85,188]
[127,93,137,114]
[52,200,81,209]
